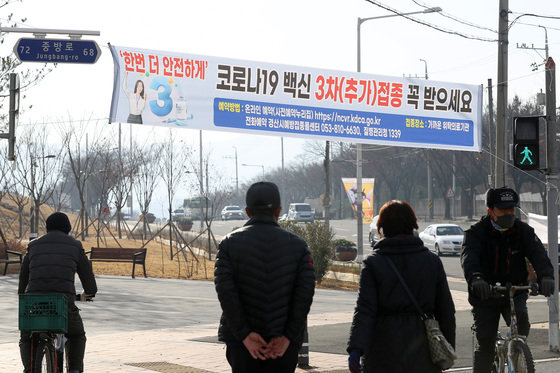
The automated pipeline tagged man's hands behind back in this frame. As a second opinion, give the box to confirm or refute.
[242,333,291,360]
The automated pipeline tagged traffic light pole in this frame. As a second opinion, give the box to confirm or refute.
[544,57,559,352]
[495,0,508,187]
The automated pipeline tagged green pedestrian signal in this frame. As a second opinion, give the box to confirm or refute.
[513,116,541,171]
[514,143,539,170]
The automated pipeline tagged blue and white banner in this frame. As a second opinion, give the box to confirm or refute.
[110,45,482,151]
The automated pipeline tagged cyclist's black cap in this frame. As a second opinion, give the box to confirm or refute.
[486,187,520,209]
[46,212,72,234]
[246,181,280,210]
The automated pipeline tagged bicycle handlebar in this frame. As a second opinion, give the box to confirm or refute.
[491,283,539,297]
[75,293,94,302]
[492,284,533,292]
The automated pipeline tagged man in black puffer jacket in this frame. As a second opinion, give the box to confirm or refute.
[214,182,315,373]
[462,187,554,373]
[18,212,97,373]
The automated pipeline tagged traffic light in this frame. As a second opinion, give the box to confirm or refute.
[513,116,540,170]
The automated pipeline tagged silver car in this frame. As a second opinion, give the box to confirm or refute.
[221,205,246,221]
[287,203,314,222]
[419,224,464,256]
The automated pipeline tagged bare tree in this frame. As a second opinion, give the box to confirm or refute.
[60,118,109,239]
[134,142,162,239]
[159,129,192,258]
[108,140,137,239]
[14,124,65,236]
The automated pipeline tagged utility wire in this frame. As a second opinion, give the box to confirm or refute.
[516,21,560,33]
[509,12,560,31]
[364,0,498,42]
[410,0,498,34]
[481,148,550,188]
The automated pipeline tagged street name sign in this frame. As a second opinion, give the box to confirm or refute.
[14,38,101,64]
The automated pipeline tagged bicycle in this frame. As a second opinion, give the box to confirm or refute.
[19,293,94,373]
[471,283,537,373]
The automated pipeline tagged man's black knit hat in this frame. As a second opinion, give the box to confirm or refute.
[46,212,72,234]
[246,181,281,210]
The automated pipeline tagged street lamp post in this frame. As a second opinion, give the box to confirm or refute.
[242,163,265,179]
[356,7,441,261]
[225,147,239,195]
[420,58,433,220]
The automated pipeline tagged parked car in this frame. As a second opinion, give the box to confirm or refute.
[170,208,185,221]
[419,224,464,256]
[221,205,246,220]
[368,214,380,247]
[141,212,156,224]
[287,203,314,223]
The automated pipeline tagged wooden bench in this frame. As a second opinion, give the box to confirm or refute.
[0,244,23,276]
[87,247,147,279]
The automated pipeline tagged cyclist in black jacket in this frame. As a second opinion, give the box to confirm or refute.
[18,212,97,373]
[461,187,554,372]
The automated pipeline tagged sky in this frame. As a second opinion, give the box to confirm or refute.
[1,0,560,216]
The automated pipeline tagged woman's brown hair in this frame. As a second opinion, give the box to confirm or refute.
[376,200,418,238]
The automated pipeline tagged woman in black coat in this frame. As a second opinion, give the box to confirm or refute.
[347,200,456,372]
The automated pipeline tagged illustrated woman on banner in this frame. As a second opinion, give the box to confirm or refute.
[123,71,147,124]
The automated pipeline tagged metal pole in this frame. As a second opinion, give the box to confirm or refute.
[281,137,285,210]
[420,58,428,80]
[0,26,100,36]
[452,152,456,220]
[29,156,36,240]
[427,155,433,219]
[234,147,238,195]
[297,323,309,368]
[539,25,549,60]
[356,17,364,261]
[495,0,508,187]
[488,79,494,187]
[420,58,433,220]
[85,133,89,237]
[199,130,204,232]
[545,57,559,352]
[130,124,133,217]
[356,8,441,261]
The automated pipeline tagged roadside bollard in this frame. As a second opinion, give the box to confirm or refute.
[297,322,310,368]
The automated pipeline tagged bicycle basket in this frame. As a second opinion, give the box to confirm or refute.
[18,294,68,333]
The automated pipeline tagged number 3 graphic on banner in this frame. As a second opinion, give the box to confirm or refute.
[149,76,173,117]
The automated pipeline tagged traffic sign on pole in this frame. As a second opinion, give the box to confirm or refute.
[14,38,101,64]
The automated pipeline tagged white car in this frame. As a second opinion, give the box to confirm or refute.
[419,224,464,256]
[368,215,380,247]
[221,205,246,221]
[287,203,314,223]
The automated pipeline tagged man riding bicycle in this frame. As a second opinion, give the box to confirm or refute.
[18,212,97,373]
[461,187,555,372]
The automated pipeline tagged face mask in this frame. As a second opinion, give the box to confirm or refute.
[494,214,515,229]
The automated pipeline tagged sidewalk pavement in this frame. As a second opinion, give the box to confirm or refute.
[1,274,559,373]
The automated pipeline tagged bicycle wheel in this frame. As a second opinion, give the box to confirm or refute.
[55,346,67,373]
[490,352,500,373]
[510,341,535,373]
[33,340,56,373]
[490,346,502,373]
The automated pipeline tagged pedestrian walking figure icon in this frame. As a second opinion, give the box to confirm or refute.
[520,146,533,165]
